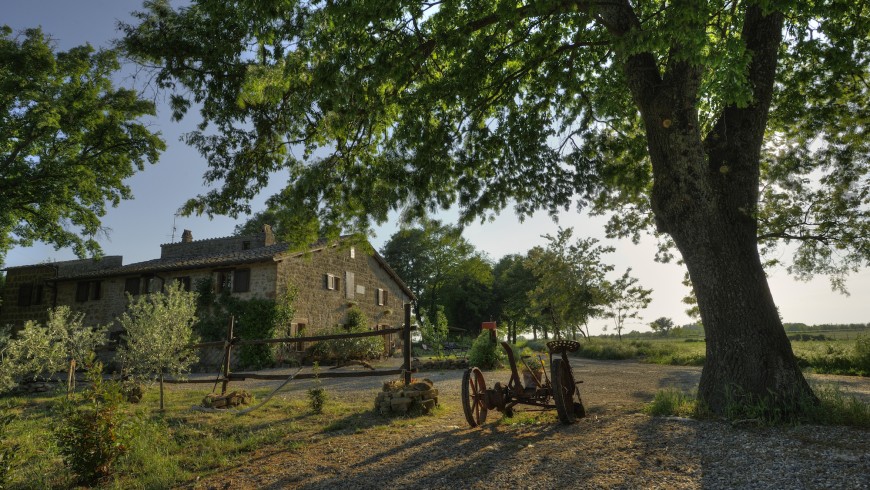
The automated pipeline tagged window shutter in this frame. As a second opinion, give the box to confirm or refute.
[18,284,33,307]
[75,282,89,302]
[345,272,355,299]
[384,290,389,306]
[124,277,140,295]
[233,269,251,293]
[91,281,102,300]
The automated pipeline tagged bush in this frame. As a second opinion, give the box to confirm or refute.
[308,309,382,363]
[54,363,137,485]
[854,335,870,375]
[467,331,505,370]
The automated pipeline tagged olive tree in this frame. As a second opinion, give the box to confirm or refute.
[117,282,199,410]
[0,306,106,393]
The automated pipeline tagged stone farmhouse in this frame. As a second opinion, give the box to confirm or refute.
[1,227,415,354]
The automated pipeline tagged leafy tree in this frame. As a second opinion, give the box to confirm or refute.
[117,282,199,410]
[122,0,869,413]
[650,317,676,336]
[381,218,476,323]
[0,26,164,264]
[603,269,653,341]
[492,254,537,343]
[526,228,614,340]
[440,254,495,335]
[419,306,449,357]
[0,306,106,393]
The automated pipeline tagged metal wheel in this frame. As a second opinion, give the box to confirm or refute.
[551,358,585,424]
[461,367,488,427]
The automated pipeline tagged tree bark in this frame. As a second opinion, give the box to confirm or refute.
[615,5,815,414]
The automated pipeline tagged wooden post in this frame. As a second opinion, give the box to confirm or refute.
[403,303,412,386]
[222,315,235,395]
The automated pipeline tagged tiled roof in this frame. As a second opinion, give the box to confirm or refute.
[56,244,289,280]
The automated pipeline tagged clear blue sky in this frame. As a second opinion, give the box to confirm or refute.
[4,1,868,334]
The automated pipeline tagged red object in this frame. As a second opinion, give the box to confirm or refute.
[481,321,497,331]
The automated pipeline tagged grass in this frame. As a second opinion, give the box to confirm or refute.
[0,379,417,489]
[642,382,870,428]
[517,336,870,376]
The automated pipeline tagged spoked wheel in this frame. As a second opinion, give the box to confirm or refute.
[462,367,488,428]
[551,358,585,424]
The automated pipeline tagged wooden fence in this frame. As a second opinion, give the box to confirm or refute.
[167,303,415,394]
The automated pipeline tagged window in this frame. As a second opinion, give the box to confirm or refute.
[291,323,306,352]
[233,269,251,293]
[33,285,43,305]
[350,247,355,259]
[175,276,192,292]
[242,241,251,250]
[17,283,33,307]
[377,288,389,306]
[90,281,102,301]
[215,271,232,293]
[75,282,90,303]
[124,277,140,295]
[324,274,341,291]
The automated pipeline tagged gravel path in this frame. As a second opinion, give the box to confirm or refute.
[187,359,870,490]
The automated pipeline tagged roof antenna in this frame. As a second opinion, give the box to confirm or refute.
[170,213,180,242]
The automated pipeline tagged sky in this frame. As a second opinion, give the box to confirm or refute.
[4,1,869,335]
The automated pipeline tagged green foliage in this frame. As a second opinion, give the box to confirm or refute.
[307,363,327,414]
[308,316,383,363]
[0,26,164,263]
[526,228,614,340]
[643,389,702,418]
[649,317,676,336]
[54,363,136,484]
[117,282,199,382]
[602,269,653,341]
[795,338,870,376]
[467,331,505,370]
[419,307,449,357]
[492,254,537,342]
[382,218,478,326]
[344,307,369,331]
[0,306,107,392]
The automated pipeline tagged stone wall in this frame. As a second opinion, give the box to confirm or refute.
[53,262,278,331]
[1,257,123,330]
[276,245,412,335]
[160,234,267,259]
[0,264,56,330]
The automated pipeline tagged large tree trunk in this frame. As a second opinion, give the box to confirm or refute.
[612,4,815,415]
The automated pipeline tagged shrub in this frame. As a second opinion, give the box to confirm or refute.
[54,363,136,485]
[467,331,505,370]
[0,307,106,393]
[307,308,382,363]
[854,335,870,375]
[644,389,701,418]
[306,363,327,414]
[419,307,449,357]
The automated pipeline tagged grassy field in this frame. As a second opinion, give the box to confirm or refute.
[516,335,870,376]
[0,383,398,489]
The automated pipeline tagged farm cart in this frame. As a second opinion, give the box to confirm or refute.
[461,340,586,427]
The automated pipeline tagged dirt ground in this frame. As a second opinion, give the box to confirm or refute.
[187,359,870,490]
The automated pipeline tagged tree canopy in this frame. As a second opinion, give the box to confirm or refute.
[0,26,164,264]
[122,0,869,414]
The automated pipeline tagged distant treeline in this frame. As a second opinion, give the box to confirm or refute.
[783,323,869,332]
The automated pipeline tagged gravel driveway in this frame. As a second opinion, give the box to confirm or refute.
[189,359,870,490]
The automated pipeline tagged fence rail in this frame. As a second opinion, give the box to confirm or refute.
[167,303,415,394]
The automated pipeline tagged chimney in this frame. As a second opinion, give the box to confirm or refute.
[263,224,275,246]
[181,229,193,243]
